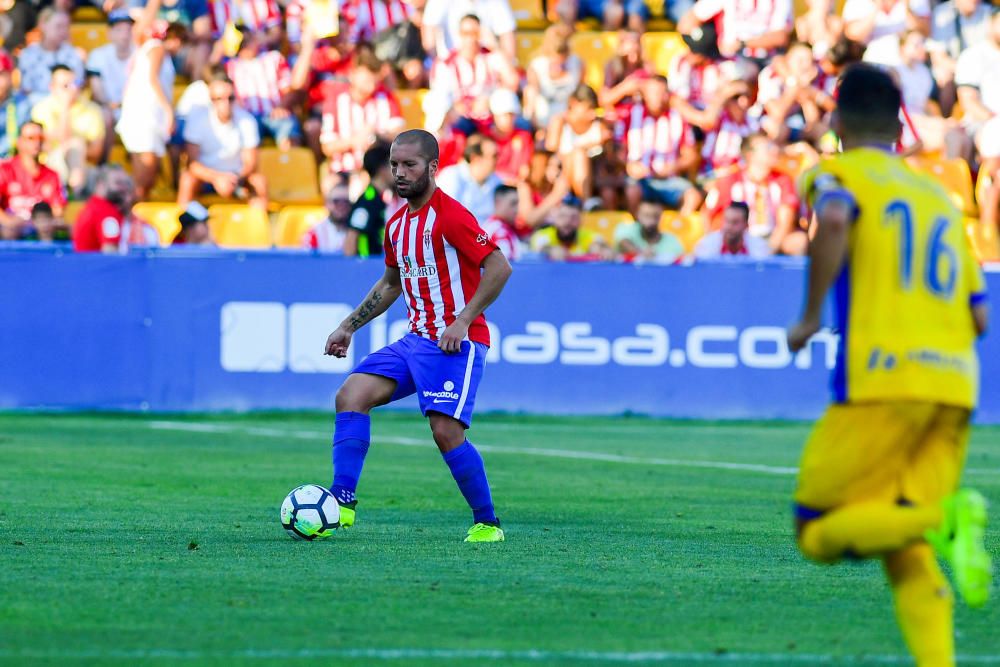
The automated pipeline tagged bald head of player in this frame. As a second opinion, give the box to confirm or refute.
[390,129,440,207]
[833,63,903,151]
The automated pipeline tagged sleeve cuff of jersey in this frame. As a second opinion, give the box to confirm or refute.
[970,292,988,307]
[813,189,860,222]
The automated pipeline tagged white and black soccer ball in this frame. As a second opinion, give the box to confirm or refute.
[280,484,340,540]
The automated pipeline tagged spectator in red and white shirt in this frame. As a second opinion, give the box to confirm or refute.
[669,27,727,111]
[319,51,405,181]
[226,28,301,150]
[842,0,930,66]
[351,0,414,43]
[622,75,703,216]
[302,181,352,252]
[599,30,650,121]
[290,20,356,121]
[756,41,834,142]
[0,123,65,240]
[697,81,761,175]
[208,0,282,44]
[423,14,518,131]
[704,133,806,255]
[693,201,772,259]
[480,183,521,260]
[73,165,155,253]
[456,89,535,184]
[679,0,793,61]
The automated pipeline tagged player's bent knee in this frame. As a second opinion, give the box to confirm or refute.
[428,413,466,452]
[335,374,395,413]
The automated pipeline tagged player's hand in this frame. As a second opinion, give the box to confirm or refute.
[787,317,821,353]
[325,327,353,357]
[438,319,470,355]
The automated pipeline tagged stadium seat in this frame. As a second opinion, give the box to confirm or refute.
[62,200,86,226]
[132,203,184,245]
[72,5,106,22]
[70,23,108,53]
[582,210,633,245]
[207,204,272,248]
[570,32,620,91]
[965,216,1000,263]
[509,0,548,29]
[274,205,328,248]
[515,32,546,65]
[906,154,977,216]
[258,147,322,205]
[660,211,705,253]
[641,32,687,75]
[395,88,428,131]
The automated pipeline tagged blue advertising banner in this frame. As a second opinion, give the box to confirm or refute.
[2,247,997,422]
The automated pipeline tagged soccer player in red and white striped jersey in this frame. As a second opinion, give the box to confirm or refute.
[208,0,282,39]
[319,51,405,174]
[324,129,512,543]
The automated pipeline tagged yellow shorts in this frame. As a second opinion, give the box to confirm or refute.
[794,401,971,520]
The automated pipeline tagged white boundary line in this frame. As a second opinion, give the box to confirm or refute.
[146,421,1000,477]
[1,648,999,663]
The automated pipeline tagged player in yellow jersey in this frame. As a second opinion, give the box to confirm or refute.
[787,64,993,667]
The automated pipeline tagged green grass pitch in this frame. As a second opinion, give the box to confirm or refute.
[1,412,998,666]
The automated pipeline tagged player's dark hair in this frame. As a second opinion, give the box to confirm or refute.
[393,129,440,162]
[727,201,750,221]
[494,184,517,201]
[836,63,901,140]
[462,134,496,163]
[363,140,392,177]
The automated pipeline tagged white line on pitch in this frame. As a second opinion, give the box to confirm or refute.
[145,421,1000,477]
[1,647,999,664]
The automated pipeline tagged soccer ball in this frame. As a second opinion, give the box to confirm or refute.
[280,484,340,540]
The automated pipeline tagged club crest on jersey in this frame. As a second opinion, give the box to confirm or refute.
[400,255,437,279]
[423,229,432,249]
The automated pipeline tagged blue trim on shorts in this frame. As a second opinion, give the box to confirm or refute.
[794,503,825,521]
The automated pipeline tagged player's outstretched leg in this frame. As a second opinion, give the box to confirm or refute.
[926,489,992,608]
[884,543,955,667]
[429,413,503,543]
[797,502,943,562]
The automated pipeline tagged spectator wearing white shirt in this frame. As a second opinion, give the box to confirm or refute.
[87,11,135,128]
[842,0,930,66]
[421,0,516,63]
[177,75,268,209]
[693,201,772,260]
[678,0,793,62]
[927,0,992,115]
[436,134,502,222]
[16,8,86,106]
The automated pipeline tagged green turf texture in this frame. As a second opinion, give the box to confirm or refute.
[1,412,998,666]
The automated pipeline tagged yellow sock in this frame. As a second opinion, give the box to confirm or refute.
[884,544,954,667]
[799,502,942,562]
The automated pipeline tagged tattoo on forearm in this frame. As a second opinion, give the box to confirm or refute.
[349,292,383,331]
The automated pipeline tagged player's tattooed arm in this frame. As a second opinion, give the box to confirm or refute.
[326,267,403,357]
[349,292,383,331]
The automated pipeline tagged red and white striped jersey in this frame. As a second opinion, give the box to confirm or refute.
[623,103,694,173]
[384,187,499,346]
[350,0,413,42]
[301,218,348,252]
[480,215,520,261]
[706,167,799,236]
[429,47,508,109]
[226,50,290,116]
[209,0,282,37]
[319,83,404,173]
[701,110,760,173]
[898,104,920,153]
[668,54,725,109]
[691,0,792,58]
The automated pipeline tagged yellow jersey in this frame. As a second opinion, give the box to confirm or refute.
[800,147,987,408]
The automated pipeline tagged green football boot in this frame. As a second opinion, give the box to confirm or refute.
[338,501,357,528]
[464,522,504,543]
[926,489,992,608]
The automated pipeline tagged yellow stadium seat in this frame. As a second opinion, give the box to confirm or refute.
[132,203,184,246]
[965,216,1000,262]
[62,200,86,226]
[515,32,546,65]
[70,23,109,52]
[275,205,328,248]
[207,205,272,248]
[907,154,977,216]
[660,211,705,253]
[582,210,633,245]
[259,147,322,205]
[395,88,427,131]
[72,6,106,22]
[641,32,687,75]
[570,32,620,91]
[509,0,548,29]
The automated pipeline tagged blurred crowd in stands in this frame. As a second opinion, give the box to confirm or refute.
[0,0,998,261]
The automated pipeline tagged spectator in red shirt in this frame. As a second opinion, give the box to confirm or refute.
[73,165,145,254]
[704,133,806,255]
[622,75,703,216]
[480,183,521,260]
[290,20,355,120]
[0,122,65,240]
